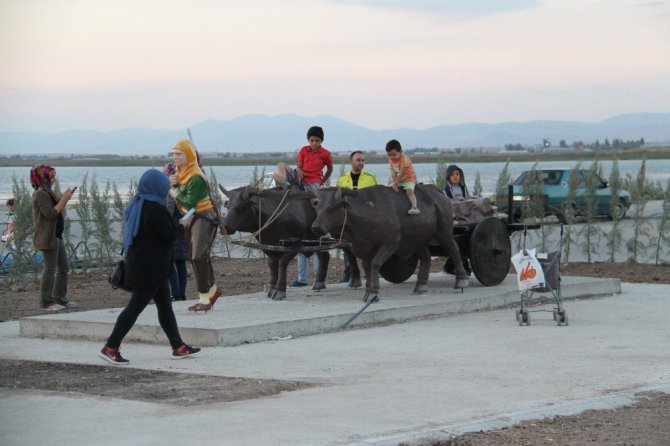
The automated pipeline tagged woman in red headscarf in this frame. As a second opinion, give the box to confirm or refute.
[168,140,222,312]
[30,164,77,312]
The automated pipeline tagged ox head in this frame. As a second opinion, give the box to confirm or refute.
[311,187,357,236]
[219,184,260,235]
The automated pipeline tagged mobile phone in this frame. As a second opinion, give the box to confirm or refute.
[180,208,196,222]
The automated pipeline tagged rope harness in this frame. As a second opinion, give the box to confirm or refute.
[235,188,348,251]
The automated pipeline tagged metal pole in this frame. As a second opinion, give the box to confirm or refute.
[340,296,378,330]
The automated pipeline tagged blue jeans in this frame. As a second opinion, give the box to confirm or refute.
[297,253,319,284]
[296,181,321,284]
[168,259,188,299]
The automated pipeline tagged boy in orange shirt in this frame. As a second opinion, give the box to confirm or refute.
[386,139,420,215]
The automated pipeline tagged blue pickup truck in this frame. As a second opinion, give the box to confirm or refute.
[505,168,631,223]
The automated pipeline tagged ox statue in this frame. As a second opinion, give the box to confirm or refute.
[220,185,343,300]
[311,185,469,301]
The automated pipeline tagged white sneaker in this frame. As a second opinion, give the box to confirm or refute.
[42,304,65,312]
[408,207,420,215]
[62,301,78,308]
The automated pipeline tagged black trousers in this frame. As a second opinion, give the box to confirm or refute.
[106,280,183,349]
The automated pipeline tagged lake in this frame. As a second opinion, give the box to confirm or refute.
[1,159,669,201]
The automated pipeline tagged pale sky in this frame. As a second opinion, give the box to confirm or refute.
[1,0,669,133]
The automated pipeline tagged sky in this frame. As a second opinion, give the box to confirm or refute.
[1,0,669,133]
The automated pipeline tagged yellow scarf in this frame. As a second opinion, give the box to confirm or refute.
[173,139,213,213]
[174,139,206,185]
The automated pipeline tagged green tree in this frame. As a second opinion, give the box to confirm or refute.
[494,159,511,212]
[606,158,624,262]
[89,176,115,265]
[627,160,652,262]
[520,162,544,223]
[473,171,483,197]
[5,176,35,284]
[654,178,670,265]
[434,156,447,190]
[561,163,581,262]
[577,160,605,262]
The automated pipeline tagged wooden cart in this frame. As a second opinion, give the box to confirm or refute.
[379,217,536,287]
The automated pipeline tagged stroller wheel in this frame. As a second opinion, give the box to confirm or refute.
[517,310,530,326]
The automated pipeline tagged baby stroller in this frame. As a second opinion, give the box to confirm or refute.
[514,225,567,326]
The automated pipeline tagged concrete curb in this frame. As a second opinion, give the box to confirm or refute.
[361,384,670,445]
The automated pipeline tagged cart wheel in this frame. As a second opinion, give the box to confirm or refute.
[559,310,568,326]
[515,309,521,322]
[379,254,419,284]
[552,309,558,321]
[524,312,531,326]
[470,218,512,286]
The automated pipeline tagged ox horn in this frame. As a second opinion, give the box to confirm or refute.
[218,184,230,197]
[335,187,342,201]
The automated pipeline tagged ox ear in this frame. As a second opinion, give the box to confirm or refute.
[335,188,352,208]
[218,184,230,197]
[335,187,357,201]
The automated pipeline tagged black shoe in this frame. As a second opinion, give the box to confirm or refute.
[290,280,308,287]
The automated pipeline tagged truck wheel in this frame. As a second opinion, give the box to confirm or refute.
[608,199,627,221]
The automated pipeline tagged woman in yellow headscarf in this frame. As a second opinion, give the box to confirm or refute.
[168,139,221,312]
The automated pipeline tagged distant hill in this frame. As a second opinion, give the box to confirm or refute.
[1,112,668,156]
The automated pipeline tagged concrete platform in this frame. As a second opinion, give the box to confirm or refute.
[18,273,620,347]
[3,280,669,446]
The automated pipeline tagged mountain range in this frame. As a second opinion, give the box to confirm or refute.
[1,112,668,156]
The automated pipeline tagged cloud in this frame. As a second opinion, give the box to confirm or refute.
[329,0,539,16]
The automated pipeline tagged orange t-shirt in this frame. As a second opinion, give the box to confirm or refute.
[388,154,416,183]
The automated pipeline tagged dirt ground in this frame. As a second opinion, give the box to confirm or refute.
[1,257,669,445]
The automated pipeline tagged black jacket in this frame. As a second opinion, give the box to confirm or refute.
[124,201,184,289]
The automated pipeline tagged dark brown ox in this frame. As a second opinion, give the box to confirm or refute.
[311,185,469,301]
[220,185,338,300]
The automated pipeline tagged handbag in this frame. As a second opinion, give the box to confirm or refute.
[108,250,132,292]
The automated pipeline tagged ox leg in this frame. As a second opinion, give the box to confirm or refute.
[413,247,431,294]
[313,251,330,291]
[364,245,398,302]
[264,252,280,299]
[361,259,376,302]
[271,251,298,300]
[344,249,362,288]
[434,233,469,290]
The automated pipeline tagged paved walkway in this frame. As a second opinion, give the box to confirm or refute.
[1,275,669,446]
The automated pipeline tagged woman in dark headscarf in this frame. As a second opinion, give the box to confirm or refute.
[30,164,77,312]
[98,169,201,365]
[169,139,221,313]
